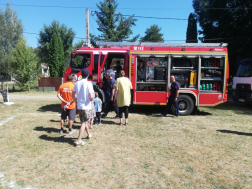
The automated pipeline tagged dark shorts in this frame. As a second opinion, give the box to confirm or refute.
[78,110,91,124]
[61,108,76,121]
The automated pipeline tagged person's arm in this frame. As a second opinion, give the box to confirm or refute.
[89,92,94,101]
[72,91,77,103]
[129,79,133,89]
[175,89,179,101]
[111,88,115,101]
[114,87,118,106]
[57,93,70,106]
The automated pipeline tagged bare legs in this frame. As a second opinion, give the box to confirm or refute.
[60,119,73,130]
[77,122,90,143]
[89,118,93,129]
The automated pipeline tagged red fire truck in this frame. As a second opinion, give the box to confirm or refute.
[64,42,229,115]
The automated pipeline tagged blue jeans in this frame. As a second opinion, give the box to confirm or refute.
[104,94,119,116]
[163,95,179,116]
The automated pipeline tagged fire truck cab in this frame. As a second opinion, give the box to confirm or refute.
[65,42,229,116]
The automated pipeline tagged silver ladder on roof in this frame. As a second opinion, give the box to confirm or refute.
[96,42,228,48]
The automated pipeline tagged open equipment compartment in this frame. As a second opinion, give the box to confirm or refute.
[136,55,168,92]
[200,55,225,92]
[170,55,199,88]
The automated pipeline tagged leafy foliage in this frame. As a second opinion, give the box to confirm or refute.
[38,20,75,66]
[48,33,65,77]
[193,0,252,76]
[140,24,164,42]
[73,40,86,50]
[10,38,38,90]
[186,13,197,43]
[91,0,139,46]
[0,4,23,75]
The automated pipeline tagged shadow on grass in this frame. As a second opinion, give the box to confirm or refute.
[217,129,252,136]
[50,119,60,123]
[37,104,61,113]
[129,105,212,116]
[34,126,60,133]
[129,105,163,115]
[208,97,252,115]
[100,120,117,125]
[39,134,76,146]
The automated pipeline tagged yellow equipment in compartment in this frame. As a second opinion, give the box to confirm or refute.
[189,71,197,87]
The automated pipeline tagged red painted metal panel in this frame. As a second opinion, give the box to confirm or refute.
[170,47,200,52]
[136,92,167,104]
[199,47,227,53]
[199,93,223,105]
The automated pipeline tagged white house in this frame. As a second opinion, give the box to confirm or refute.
[41,63,49,77]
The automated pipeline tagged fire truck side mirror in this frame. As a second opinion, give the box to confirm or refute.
[71,53,74,59]
[70,60,74,67]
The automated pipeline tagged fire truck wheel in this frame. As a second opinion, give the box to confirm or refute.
[171,95,194,116]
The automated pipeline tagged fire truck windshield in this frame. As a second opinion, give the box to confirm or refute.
[236,63,252,77]
[70,54,90,70]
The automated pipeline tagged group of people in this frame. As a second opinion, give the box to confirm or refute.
[57,66,133,147]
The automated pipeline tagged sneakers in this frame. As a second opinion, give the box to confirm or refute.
[68,129,76,134]
[75,140,85,147]
[87,132,93,139]
[173,115,179,118]
[94,122,97,125]
[59,129,64,134]
[98,122,101,125]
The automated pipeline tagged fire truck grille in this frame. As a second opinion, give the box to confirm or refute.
[236,84,251,91]
[237,92,247,99]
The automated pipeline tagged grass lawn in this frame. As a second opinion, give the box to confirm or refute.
[0,91,252,188]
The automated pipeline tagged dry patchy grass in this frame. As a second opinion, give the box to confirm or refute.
[0,91,252,188]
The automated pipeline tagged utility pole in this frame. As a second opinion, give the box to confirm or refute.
[86,8,89,46]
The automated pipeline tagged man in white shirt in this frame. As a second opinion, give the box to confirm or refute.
[72,68,94,147]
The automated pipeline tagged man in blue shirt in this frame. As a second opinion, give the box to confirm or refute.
[162,75,180,117]
[101,72,119,118]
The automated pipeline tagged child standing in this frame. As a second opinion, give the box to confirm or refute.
[94,92,102,125]
[89,91,96,129]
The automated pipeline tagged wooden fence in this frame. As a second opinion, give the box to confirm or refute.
[38,77,63,91]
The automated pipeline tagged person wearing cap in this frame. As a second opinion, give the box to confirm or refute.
[101,71,119,118]
[57,76,76,134]
[106,65,115,79]
[72,68,94,147]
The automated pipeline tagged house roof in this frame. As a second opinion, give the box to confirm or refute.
[41,63,49,69]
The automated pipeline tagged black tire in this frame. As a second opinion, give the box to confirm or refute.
[171,95,194,116]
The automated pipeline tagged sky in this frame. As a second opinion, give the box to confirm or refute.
[0,0,199,48]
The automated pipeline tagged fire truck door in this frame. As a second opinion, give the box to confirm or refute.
[124,53,129,77]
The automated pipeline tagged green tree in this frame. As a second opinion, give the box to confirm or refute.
[10,38,38,90]
[186,13,197,43]
[91,0,139,45]
[140,24,164,42]
[48,33,65,77]
[0,4,23,75]
[193,0,252,76]
[73,40,86,50]
[38,20,75,66]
